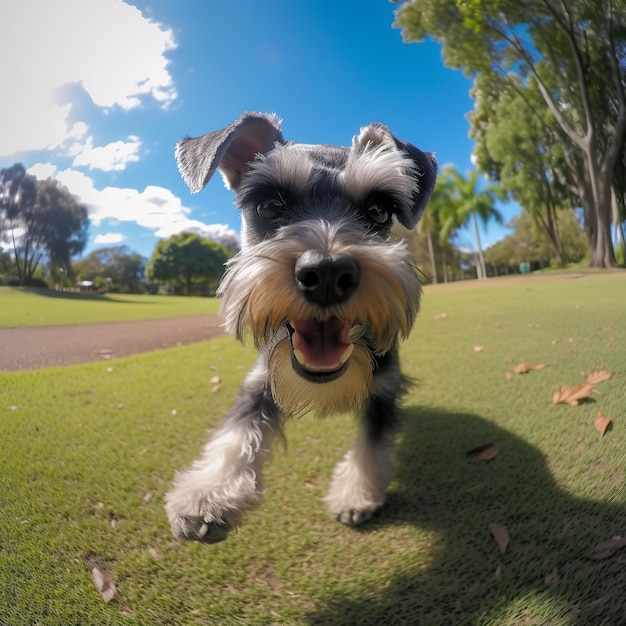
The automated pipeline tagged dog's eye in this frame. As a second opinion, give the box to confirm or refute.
[365,203,390,225]
[256,199,284,220]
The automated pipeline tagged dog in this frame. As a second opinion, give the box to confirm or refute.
[165,112,436,543]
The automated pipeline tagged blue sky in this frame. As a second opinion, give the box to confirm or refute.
[1,0,515,260]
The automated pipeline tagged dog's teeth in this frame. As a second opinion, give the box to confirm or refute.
[339,343,354,365]
[198,523,209,537]
[293,348,307,366]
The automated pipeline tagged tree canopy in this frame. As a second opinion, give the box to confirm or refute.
[0,163,89,285]
[395,0,626,268]
[74,246,146,293]
[145,232,230,295]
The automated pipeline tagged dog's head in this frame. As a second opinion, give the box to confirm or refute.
[176,112,436,415]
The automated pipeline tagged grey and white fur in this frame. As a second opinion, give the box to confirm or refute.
[165,112,436,543]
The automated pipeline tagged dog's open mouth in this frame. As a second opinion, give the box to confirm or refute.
[286,318,356,382]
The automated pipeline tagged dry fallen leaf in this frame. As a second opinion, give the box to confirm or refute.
[552,383,594,406]
[473,345,486,352]
[211,384,221,393]
[434,312,449,320]
[488,522,510,554]
[88,559,117,603]
[505,371,514,381]
[209,375,221,384]
[467,442,499,462]
[595,411,612,437]
[587,368,612,384]
[588,536,626,560]
[513,363,547,374]
[142,492,153,506]
[147,545,161,560]
[544,567,560,587]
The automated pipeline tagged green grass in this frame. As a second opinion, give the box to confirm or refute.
[1,274,626,625]
[0,287,219,327]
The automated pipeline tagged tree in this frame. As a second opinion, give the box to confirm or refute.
[441,166,504,279]
[0,164,89,285]
[470,72,574,266]
[485,209,587,273]
[416,174,458,283]
[395,0,626,268]
[145,232,229,295]
[74,246,146,293]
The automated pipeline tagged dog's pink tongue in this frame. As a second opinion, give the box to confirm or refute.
[290,318,353,372]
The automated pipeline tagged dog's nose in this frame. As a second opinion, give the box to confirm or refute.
[295,251,360,305]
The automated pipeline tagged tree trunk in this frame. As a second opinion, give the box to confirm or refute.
[425,225,437,284]
[585,165,618,268]
[471,212,487,279]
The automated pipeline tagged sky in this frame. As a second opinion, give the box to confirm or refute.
[0,0,516,261]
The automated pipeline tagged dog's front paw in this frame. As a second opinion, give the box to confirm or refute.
[168,513,231,544]
[164,467,261,544]
[324,450,392,527]
[335,507,376,527]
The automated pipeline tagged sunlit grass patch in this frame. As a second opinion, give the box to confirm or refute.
[1,275,625,625]
[0,287,219,327]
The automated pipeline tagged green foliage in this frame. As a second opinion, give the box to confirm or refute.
[395,0,626,268]
[1,276,626,624]
[485,209,588,272]
[0,163,89,284]
[74,246,146,294]
[145,232,229,296]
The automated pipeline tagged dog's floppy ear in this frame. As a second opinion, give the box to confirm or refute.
[176,112,285,192]
[393,140,437,230]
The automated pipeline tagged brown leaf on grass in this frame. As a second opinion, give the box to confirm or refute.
[588,536,626,560]
[209,375,221,384]
[87,557,117,603]
[147,545,161,560]
[473,345,486,352]
[505,371,514,381]
[544,567,560,587]
[513,363,547,374]
[434,312,449,320]
[467,442,499,462]
[488,522,510,554]
[587,368,612,384]
[595,411,612,437]
[552,383,594,406]
[142,492,153,506]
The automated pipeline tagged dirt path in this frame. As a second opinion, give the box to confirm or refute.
[0,315,225,372]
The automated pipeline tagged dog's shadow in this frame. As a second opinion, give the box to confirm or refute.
[309,406,626,625]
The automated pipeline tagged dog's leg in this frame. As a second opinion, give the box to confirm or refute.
[165,355,281,543]
[324,348,405,526]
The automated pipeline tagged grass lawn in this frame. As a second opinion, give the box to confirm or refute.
[0,287,219,327]
[1,274,625,625]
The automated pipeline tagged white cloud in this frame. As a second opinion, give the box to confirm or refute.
[0,0,176,156]
[70,136,142,171]
[94,233,126,245]
[28,164,239,245]
[27,163,59,180]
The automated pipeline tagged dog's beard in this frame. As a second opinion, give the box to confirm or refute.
[268,336,373,417]
[218,220,421,415]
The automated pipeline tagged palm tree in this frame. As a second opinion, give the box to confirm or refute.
[422,175,458,283]
[444,167,504,280]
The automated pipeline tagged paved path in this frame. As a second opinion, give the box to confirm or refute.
[0,315,224,372]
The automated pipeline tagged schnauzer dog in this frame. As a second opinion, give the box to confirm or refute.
[165,112,436,543]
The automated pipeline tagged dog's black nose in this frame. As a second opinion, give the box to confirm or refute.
[295,251,360,305]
